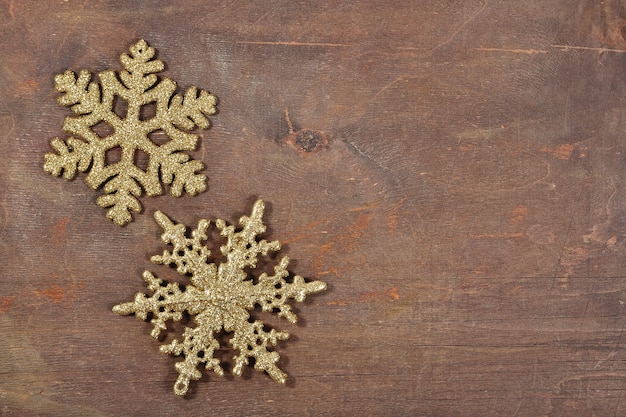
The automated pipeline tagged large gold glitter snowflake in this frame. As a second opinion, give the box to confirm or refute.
[113,200,326,396]
[44,40,217,225]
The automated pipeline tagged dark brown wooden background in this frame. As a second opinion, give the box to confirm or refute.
[2,1,626,416]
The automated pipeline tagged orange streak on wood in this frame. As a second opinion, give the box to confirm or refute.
[14,77,40,97]
[281,217,334,245]
[282,206,370,245]
[326,299,348,306]
[317,268,340,277]
[351,213,373,231]
[312,242,334,273]
[459,143,475,152]
[509,206,528,224]
[386,197,406,233]
[360,291,380,301]
[387,287,400,300]
[292,207,378,276]
[320,243,334,253]
[540,143,574,160]
[38,285,66,303]
[298,217,334,231]
[284,202,379,245]
[469,232,525,239]
[348,202,381,212]
[51,217,70,240]
[312,213,373,274]
[35,282,85,304]
[0,296,16,312]
[338,213,373,252]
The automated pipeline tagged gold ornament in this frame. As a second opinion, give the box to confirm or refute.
[113,200,326,396]
[44,40,217,225]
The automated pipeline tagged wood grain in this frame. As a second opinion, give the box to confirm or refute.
[2,1,626,416]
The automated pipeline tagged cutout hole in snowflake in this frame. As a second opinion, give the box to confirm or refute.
[133,148,150,172]
[113,199,326,396]
[43,39,217,225]
[148,130,169,146]
[92,120,115,139]
[113,96,128,119]
[105,146,122,165]
[139,101,157,121]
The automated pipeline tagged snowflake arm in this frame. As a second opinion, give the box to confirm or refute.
[113,200,327,396]
[43,40,217,225]
[251,257,328,323]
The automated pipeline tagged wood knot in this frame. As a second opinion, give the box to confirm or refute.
[281,107,329,153]
[284,129,329,153]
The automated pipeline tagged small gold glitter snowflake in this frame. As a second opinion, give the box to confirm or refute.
[113,200,326,396]
[44,40,217,225]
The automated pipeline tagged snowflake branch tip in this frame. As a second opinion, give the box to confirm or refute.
[113,200,327,395]
[153,210,176,232]
[44,40,218,225]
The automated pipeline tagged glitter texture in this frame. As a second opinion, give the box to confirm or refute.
[44,40,217,225]
[113,200,327,396]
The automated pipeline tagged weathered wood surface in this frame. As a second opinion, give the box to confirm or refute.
[2,1,626,416]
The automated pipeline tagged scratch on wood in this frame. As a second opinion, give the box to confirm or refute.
[237,40,353,47]
[554,372,626,388]
[372,76,407,100]
[344,138,392,175]
[475,45,626,55]
[431,0,488,52]
[551,44,626,53]
[474,47,548,54]
[327,287,399,305]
